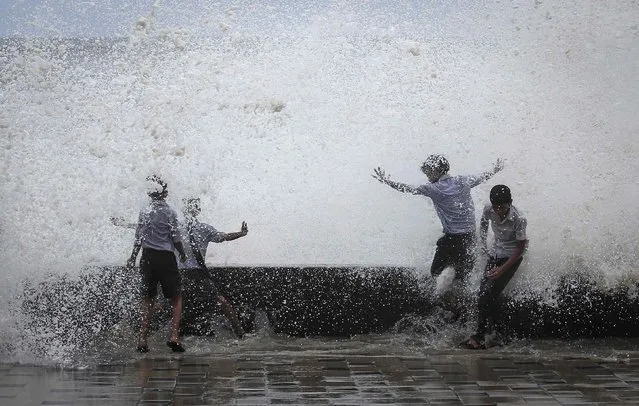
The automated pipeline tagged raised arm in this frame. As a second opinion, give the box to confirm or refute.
[224,221,249,241]
[468,158,505,188]
[371,167,419,194]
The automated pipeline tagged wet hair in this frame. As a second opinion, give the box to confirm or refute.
[421,154,450,175]
[146,175,168,199]
[490,184,512,205]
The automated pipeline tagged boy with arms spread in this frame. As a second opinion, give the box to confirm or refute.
[462,184,528,349]
[372,155,504,308]
[181,197,249,338]
[127,175,188,353]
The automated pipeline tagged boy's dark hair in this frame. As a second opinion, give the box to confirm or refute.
[146,175,168,199]
[421,154,450,174]
[490,184,512,205]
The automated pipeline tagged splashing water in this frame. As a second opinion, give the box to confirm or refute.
[1,0,638,363]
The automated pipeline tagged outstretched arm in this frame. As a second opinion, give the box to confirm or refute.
[371,167,419,194]
[468,158,505,187]
[224,221,249,241]
[482,158,505,182]
[111,216,137,229]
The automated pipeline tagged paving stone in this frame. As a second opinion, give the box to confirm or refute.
[4,345,639,405]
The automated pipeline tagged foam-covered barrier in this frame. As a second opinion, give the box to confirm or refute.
[18,266,639,345]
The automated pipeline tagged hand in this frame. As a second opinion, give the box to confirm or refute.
[371,167,389,183]
[492,158,504,174]
[179,252,187,263]
[486,265,504,280]
[240,221,248,236]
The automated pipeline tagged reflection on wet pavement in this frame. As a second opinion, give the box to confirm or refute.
[2,343,639,405]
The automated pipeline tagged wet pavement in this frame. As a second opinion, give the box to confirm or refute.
[2,340,639,406]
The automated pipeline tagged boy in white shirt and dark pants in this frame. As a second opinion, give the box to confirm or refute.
[463,184,528,349]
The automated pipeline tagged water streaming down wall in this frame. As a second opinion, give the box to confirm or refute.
[1,1,638,362]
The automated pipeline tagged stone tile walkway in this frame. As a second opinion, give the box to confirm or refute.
[2,347,639,405]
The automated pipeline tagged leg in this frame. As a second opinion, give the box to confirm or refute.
[169,294,183,343]
[452,233,476,282]
[138,296,155,348]
[155,251,182,344]
[138,248,159,351]
[217,295,245,338]
[473,257,523,343]
[430,235,451,278]
[447,233,477,316]
[474,272,496,343]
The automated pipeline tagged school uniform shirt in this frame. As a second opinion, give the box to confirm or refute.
[134,199,183,252]
[179,220,227,269]
[482,203,528,259]
[416,174,488,235]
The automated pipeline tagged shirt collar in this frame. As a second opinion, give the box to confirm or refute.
[495,207,515,223]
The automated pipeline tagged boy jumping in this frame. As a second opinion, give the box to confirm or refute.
[372,155,503,314]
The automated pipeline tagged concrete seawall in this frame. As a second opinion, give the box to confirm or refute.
[19,266,639,347]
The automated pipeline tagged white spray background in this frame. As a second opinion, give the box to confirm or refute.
[0,0,638,347]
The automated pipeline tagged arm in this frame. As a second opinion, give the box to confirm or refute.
[486,239,527,280]
[467,158,505,187]
[224,221,248,241]
[479,215,490,255]
[126,215,144,268]
[371,167,419,195]
[110,216,137,229]
[169,212,187,263]
[174,241,187,263]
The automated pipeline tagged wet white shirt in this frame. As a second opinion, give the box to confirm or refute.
[179,220,227,269]
[134,199,183,252]
[482,203,528,258]
[416,174,487,234]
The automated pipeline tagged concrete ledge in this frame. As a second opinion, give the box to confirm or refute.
[18,266,639,347]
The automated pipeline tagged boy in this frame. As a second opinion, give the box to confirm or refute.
[180,197,249,338]
[462,184,528,349]
[127,175,188,353]
[372,155,503,290]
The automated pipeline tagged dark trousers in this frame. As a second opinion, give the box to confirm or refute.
[430,232,476,281]
[473,256,523,341]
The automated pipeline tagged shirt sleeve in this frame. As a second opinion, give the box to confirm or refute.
[415,184,432,196]
[169,210,183,244]
[460,174,486,188]
[202,223,227,243]
[515,216,528,241]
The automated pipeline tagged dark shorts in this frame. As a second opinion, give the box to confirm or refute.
[140,248,181,299]
[430,232,476,280]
